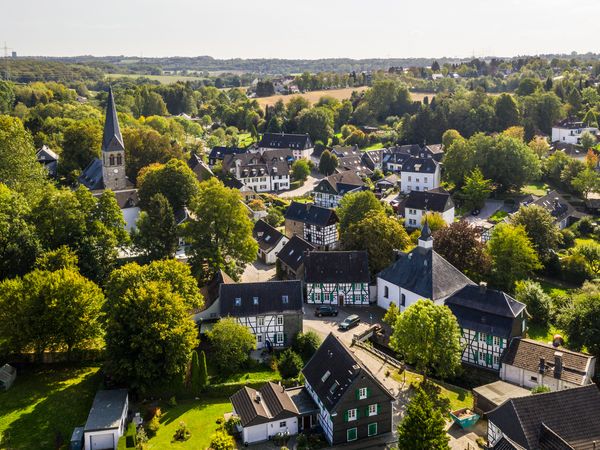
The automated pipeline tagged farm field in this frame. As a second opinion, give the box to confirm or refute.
[106,73,209,84]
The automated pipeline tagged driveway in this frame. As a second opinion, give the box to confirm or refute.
[241,259,276,282]
[462,199,504,227]
[279,172,323,198]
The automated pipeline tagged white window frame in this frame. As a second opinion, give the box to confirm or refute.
[277,332,284,343]
[479,332,487,343]
[257,317,265,327]
[368,404,377,416]
[277,315,284,325]
[358,387,368,400]
[347,408,357,421]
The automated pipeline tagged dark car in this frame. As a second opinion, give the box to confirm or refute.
[471,209,480,216]
[315,305,338,317]
[338,314,361,331]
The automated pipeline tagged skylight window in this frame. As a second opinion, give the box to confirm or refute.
[329,381,340,394]
[253,297,259,305]
[234,298,242,306]
[282,295,289,304]
[321,370,331,382]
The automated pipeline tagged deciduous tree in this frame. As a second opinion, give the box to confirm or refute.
[133,193,179,262]
[515,280,551,325]
[337,190,383,235]
[318,150,338,176]
[138,159,199,211]
[207,317,255,374]
[460,168,492,210]
[510,205,562,260]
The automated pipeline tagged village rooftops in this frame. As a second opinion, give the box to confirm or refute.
[530,190,586,225]
[304,251,369,284]
[502,338,596,387]
[284,202,338,227]
[230,382,299,427]
[403,187,454,212]
[253,219,286,253]
[84,389,128,432]
[258,133,312,150]
[314,171,365,196]
[208,146,248,161]
[277,236,315,272]
[219,280,303,317]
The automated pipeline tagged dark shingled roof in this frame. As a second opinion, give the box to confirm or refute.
[277,235,315,272]
[84,389,128,432]
[222,152,291,178]
[445,285,525,339]
[487,384,600,450]
[259,133,312,150]
[378,246,473,301]
[493,437,525,450]
[111,189,139,209]
[302,333,394,413]
[219,280,303,317]
[253,219,286,252]
[304,251,369,284]
[230,382,299,427]
[362,148,388,170]
[284,202,338,227]
[336,155,373,177]
[530,190,587,226]
[403,187,454,212]
[383,144,444,165]
[78,158,104,190]
[102,86,124,153]
[208,146,247,161]
[502,338,595,386]
[314,171,365,196]
[401,156,439,174]
[188,153,214,182]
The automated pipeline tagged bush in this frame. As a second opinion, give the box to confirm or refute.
[209,430,235,450]
[146,413,161,437]
[561,254,590,285]
[531,385,551,394]
[277,349,304,379]
[515,280,552,325]
[172,421,191,442]
[168,396,177,407]
[559,229,575,249]
[573,216,595,236]
[224,416,241,435]
[292,331,322,361]
[290,180,303,190]
[135,427,148,450]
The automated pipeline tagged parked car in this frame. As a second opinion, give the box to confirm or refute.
[338,314,361,331]
[471,209,480,216]
[315,305,338,317]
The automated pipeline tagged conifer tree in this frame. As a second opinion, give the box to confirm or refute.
[397,388,450,450]
[189,350,200,394]
[199,350,209,390]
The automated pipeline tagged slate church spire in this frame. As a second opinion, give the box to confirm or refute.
[101,86,127,191]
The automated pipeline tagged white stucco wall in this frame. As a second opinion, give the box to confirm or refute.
[242,417,298,444]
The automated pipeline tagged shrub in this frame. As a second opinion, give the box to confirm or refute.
[277,349,304,379]
[224,416,241,435]
[515,280,552,325]
[292,331,322,361]
[561,254,590,285]
[146,414,161,437]
[209,430,235,449]
[559,229,575,249]
[172,421,191,442]
[168,396,177,407]
[135,427,148,450]
[573,216,595,236]
[531,385,551,394]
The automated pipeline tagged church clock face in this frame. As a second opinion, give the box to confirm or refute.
[113,168,119,174]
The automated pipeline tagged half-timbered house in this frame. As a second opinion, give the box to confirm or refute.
[284,202,339,250]
[305,251,370,306]
[313,172,365,208]
[277,236,315,280]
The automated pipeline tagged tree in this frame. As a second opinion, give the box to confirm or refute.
[494,93,520,130]
[207,317,255,374]
[297,107,333,144]
[185,178,258,282]
[133,87,168,117]
[292,331,322,362]
[291,159,310,182]
[572,167,600,199]
[390,299,462,379]
[461,168,492,210]
[420,212,447,233]
[433,221,491,282]
[580,130,598,150]
[138,159,199,211]
[383,302,400,327]
[515,280,551,325]
[337,191,383,235]
[560,159,586,192]
[396,388,449,450]
[343,211,410,276]
[510,205,562,260]
[441,138,475,187]
[441,129,462,149]
[516,77,542,96]
[199,350,209,390]
[528,136,551,158]
[573,241,600,275]
[487,224,542,292]
[559,282,600,356]
[0,268,104,357]
[189,350,201,395]
[60,120,102,177]
[35,245,78,271]
[133,193,179,262]
[0,81,15,113]
[277,349,303,379]
[209,430,236,450]
[103,260,202,391]
[318,150,338,176]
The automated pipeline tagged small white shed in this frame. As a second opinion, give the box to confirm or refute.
[83,389,129,450]
[0,364,17,391]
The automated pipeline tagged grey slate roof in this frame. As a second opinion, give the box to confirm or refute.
[84,389,128,432]
[362,148,388,170]
[302,333,394,412]
[403,187,454,212]
[259,133,312,150]
[219,280,303,317]
[401,156,439,174]
[284,202,338,227]
[253,219,286,252]
[304,251,370,284]
[501,338,595,386]
[230,382,299,427]
[102,86,124,152]
[277,235,315,272]
[336,155,373,177]
[530,190,587,226]
[314,171,365,196]
[445,285,525,338]
[487,384,600,450]
[378,246,474,301]
[208,146,247,161]
[78,158,104,190]
[222,152,291,178]
[188,153,214,181]
[111,189,139,209]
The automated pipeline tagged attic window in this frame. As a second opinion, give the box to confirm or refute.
[282,295,289,304]
[265,235,271,242]
[329,381,340,394]
[289,249,294,256]
[321,370,331,382]
[253,297,259,305]
[234,298,242,306]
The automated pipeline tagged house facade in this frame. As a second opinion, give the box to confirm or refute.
[500,338,596,391]
[551,119,599,145]
[444,284,526,372]
[399,157,441,193]
[305,251,370,306]
[253,219,289,264]
[303,334,394,446]
[284,202,339,250]
[401,187,455,228]
[258,133,313,160]
[36,145,59,177]
[313,172,365,208]
[219,281,303,349]
[222,151,291,193]
[277,235,315,280]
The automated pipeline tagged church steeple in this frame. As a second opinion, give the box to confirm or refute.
[101,86,127,191]
[418,215,433,249]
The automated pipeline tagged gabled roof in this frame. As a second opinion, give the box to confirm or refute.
[277,235,315,272]
[378,247,474,301]
[404,187,454,212]
[304,251,369,284]
[187,153,214,182]
[487,385,600,450]
[302,333,394,412]
[284,202,338,227]
[230,382,299,427]
[336,155,373,177]
[501,338,595,386]
[219,280,303,317]
[208,146,247,161]
[384,144,444,164]
[314,171,365,196]
[199,270,235,310]
[84,389,128,432]
[102,86,124,153]
[36,145,58,162]
[259,133,312,150]
[401,156,439,174]
[331,145,360,158]
[531,190,587,225]
[78,158,104,191]
[362,148,388,169]
[445,285,525,338]
[222,152,291,178]
[253,219,286,252]
[110,189,139,209]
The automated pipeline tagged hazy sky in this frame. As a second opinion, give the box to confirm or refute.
[3,0,599,59]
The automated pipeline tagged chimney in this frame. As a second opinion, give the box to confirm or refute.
[255,393,261,403]
[554,197,560,208]
[479,281,487,294]
[539,357,546,374]
[554,352,563,379]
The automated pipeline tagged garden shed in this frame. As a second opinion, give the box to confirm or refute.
[0,364,17,391]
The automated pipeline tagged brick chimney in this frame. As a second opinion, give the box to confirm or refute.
[554,351,563,379]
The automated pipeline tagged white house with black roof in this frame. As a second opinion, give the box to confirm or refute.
[222,151,292,192]
[551,119,599,145]
[486,384,600,449]
[362,148,388,171]
[302,333,394,446]
[258,133,314,160]
[305,251,370,306]
[444,283,526,372]
[253,219,289,264]
[83,389,129,450]
[219,280,303,349]
[377,222,473,311]
[284,202,339,250]
[313,172,366,208]
[401,187,455,228]
[208,146,248,166]
[277,235,315,280]
[36,145,59,177]
[382,144,443,193]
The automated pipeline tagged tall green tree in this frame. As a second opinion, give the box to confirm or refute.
[207,317,255,374]
[441,138,475,187]
[318,150,338,176]
[138,159,199,211]
[559,282,600,356]
[337,190,383,236]
[190,350,201,395]
[461,168,492,210]
[297,107,334,143]
[133,86,168,117]
[185,178,258,282]
[494,93,520,130]
[572,167,600,199]
[510,205,562,260]
[390,299,462,379]
[133,193,179,262]
[515,280,551,325]
[199,350,209,390]
[291,159,310,182]
[60,119,102,178]
[0,81,15,113]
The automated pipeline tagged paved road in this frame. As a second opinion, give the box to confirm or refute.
[462,199,504,227]
[279,172,324,199]
[241,259,276,283]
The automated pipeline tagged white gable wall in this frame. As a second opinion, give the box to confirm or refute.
[376,278,424,312]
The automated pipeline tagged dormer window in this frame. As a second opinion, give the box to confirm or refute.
[282,295,289,304]
[322,370,331,382]
[329,381,339,394]
[234,297,242,306]
[253,297,259,305]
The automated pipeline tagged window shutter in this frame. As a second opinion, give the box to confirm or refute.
[475,332,479,341]
[487,334,493,346]
[365,406,369,416]
[344,410,348,422]
[500,338,504,349]
[377,403,381,414]
[366,387,371,398]
[355,389,360,400]
[356,408,360,419]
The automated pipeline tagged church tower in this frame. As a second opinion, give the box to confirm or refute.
[101,86,127,191]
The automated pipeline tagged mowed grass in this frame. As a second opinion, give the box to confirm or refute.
[255,87,368,108]
[211,368,280,385]
[0,365,102,450]
[521,181,549,196]
[146,399,231,450]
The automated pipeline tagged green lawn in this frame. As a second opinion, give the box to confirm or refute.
[527,322,564,344]
[0,365,101,450]
[362,142,384,150]
[109,73,208,84]
[535,278,572,297]
[237,133,254,147]
[488,210,508,224]
[521,181,549,196]
[147,398,231,450]
[211,368,280,385]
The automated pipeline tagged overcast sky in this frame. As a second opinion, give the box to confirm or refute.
[3,0,599,59]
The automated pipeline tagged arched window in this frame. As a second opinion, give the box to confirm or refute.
[109,155,115,166]
[116,154,122,165]
[401,293,406,307]
[383,286,389,299]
